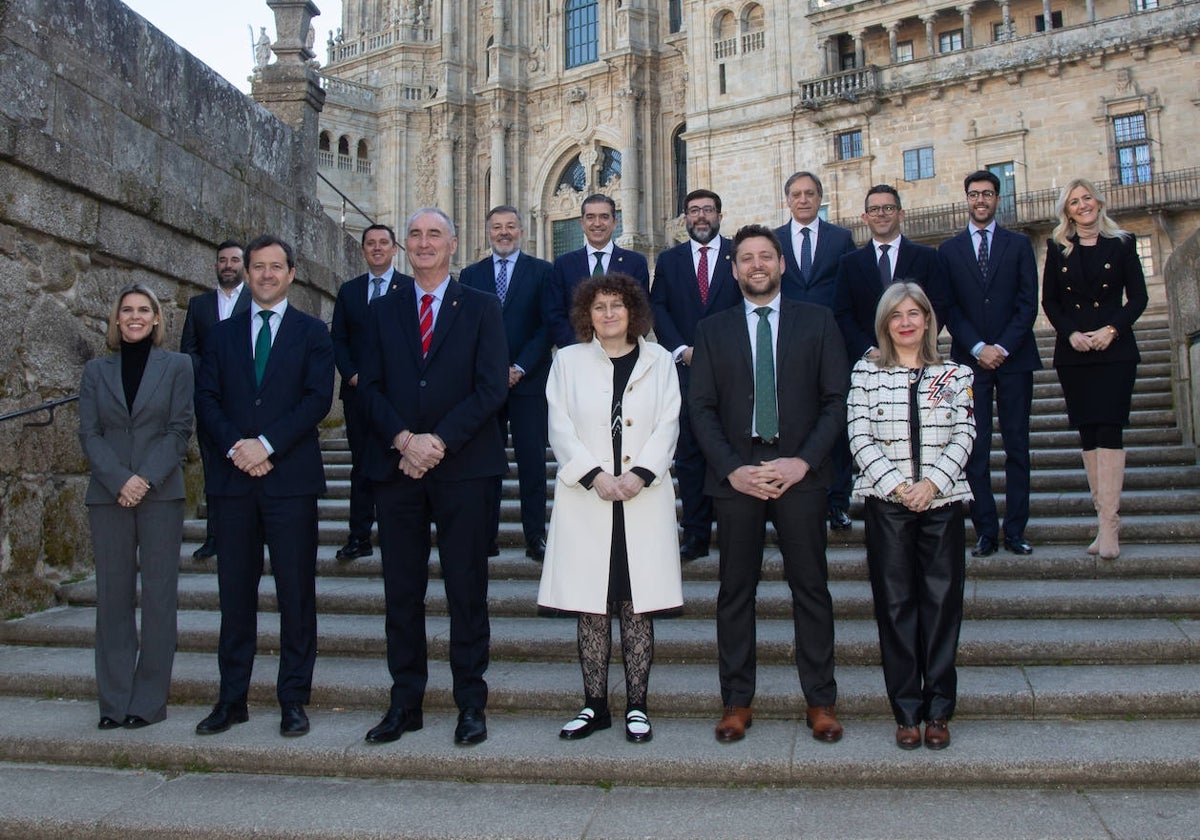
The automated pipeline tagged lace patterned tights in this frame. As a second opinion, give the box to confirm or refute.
[576,600,654,712]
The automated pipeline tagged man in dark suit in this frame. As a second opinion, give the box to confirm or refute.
[330,224,414,561]
[833,184,950,362]
[772,171,856,530]
[940,170,1041,557]
[546,193,649,348]
[650,188,742,561]
[180,239,251,559]
[459,205,553,561]
[357,208,509,747]
[193,235,335,738]
[689,224,849,745]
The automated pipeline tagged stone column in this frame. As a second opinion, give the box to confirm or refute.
[819,37,833,75]
[958,4,974,48]
[853,30,865,68]
[437,121,455,214]
[489,116,507,208]
[922,14,937,55]
[887,22,900,63]
[1001,1,1012,39]
[1042,0,1053,28]
[617,87,642,242]
[1086,0,1096,21]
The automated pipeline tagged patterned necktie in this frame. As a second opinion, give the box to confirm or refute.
[419,294,434,357]
[592,251,605,276]
[495,258,509,304]
[800,227,813,282]
[254,310,272,386]
[697,246,710,306]
[369,277,383,302]
[878,243,892,288]
[754,307,778,441]
[977,229,990,284]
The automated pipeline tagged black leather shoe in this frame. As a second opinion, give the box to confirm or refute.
[454,707,488,746]
[195,701,249,735]
[192,537,217,560]
[827,507,852,531]
[679,535,709,562]
[122,715,151,729]
[1004,536,1034,555]
[365,707,423,744]
[525,536,546,562]
[280,702,310,737]
[98,716,122,730]
[335,536,372,561]
[625,710,653,743]
[559,706,612,740]
[971,536,998,557]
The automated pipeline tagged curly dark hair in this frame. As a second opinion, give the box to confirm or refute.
[569,273,653,344]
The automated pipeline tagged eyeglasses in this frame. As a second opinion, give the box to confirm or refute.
[865,204,899,217]
[966,190,997,200]
[685,205,719,217]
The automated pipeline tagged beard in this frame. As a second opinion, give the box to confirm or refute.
[687,219,720,245]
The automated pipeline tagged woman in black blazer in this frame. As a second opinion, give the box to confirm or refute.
[1041,179,1147,560]
[78,284,193,729]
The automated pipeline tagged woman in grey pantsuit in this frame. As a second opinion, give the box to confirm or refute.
[79,284,193,729]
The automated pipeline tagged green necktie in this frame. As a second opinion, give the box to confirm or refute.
[754,306,778,441]
[254,310,273,386]
[592,251,605,276]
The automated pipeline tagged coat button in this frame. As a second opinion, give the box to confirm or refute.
[1061,266,1068,273]
[1102,283,1109,289]
[622,455,631,463]
[1065,286,1072,291]
[254,398,262,406]
[877,408,884,415]
[946,411,952,419]
[1074,304,1081,310]
[1104,263,1112,269]
[1093,301,1100,308]
[625,418,632,426]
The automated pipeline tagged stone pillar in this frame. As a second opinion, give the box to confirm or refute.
[819,37,833,75]
[853,30,865,68]
[489,116,507,208]
[922,14,937,55]
[252,0,326,193]
[887,22,900,63]
[437,122,455,213]
[1086,0,1096,21]
[617,87,642,243]
[958,5,974,48]
[1001,1,1012,39]
[1042,0,1053,28]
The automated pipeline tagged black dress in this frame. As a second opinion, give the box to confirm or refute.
[606,346,639,602]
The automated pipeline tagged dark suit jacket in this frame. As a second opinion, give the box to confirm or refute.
[79,347,194,504]
[1042,234,1148,367]
[357,279,510,482]
[688,299,849,498]
[547,244,650,348]
[331,270,414,399]
[650,236,741,357]
[773,220,856,308]
[940,225,1042,372]
[180,287,251,372]
[833,236,951,361]
[458,251,553,395]
[194,305,334,498]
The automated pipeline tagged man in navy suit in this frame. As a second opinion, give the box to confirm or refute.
[547,193,650,348]
[650,189,742,561]
[459,206,553,561]
[194,235,335,739]
[772,171,856,530]
[330,224,414,561]
[940,170,1041,557]
[833,184,950,363]
[357,209,509,747]
[180,240,251,559]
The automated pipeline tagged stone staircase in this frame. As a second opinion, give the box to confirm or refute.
[2,321,1199,839]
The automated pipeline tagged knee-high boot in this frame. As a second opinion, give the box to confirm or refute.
[1082,449,1100,555]
[1095,448,1125,560]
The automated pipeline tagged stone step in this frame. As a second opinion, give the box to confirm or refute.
[5,607,1196,668]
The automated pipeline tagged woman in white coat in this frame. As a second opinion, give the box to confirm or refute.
[539,273,682,743]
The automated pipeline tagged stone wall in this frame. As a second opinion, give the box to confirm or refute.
[1165,229,1200,446]
[0,0,359,585]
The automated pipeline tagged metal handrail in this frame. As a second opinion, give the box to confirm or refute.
[0,395,79,427]
[317,170,378,233]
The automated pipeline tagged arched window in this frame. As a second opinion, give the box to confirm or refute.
[337,135,350,156]
[565,0,599,69]
[672,125,688,216]
[318,131,331,151]
[556,155,588,193]
[741,4,765,53]
[356,140,369,160]
[599,147,621,187]
[713,10,736,59]
[485,35,494,79]
[356,139,371,174]
[669,0,683,33]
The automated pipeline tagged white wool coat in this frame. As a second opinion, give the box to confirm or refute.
[538,337,684,614]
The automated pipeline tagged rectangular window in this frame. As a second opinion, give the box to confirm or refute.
[718,63,727,94]
[992,22,1010,41]
[938,30,963,53]
[1134,0,1158,9]
[669,0,683,33]
[1113,113,1152,184]
[564,0,599,69]
[837,130,863,161]
[903,147,935,181]
[1035,11,1064,31]
[840,52,857,70]
[896,40,914,62]
[1136,235,1155,277]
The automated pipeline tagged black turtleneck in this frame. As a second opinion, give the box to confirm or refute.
[120,336,154,413]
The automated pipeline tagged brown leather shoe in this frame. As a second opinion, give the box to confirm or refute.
[715,706,753,742]
[805,705,843,743]
[895,725,921,750]
[924,719,951,750]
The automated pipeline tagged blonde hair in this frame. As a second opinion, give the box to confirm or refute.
[874,282,941,368]
[105,284,164,350]
[1050,177,1130,256]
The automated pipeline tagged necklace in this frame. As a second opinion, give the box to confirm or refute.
[908,367,923,384]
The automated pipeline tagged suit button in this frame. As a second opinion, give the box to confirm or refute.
[254,398,262,406]
[1093,302,1100,308]
[1074,304,1081,310]
[419,380,427,387]
[1104,263,1112,270]
[1061,267,1068,273]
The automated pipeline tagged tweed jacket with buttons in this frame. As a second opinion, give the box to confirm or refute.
[847,358,975,507]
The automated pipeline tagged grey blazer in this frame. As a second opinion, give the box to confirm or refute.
[78,347,194,504]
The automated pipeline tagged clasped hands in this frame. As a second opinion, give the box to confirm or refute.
[1068,327,1115,353]
[395,431,445,479]
[729,458,809,501]
[230,438,273,478]
[892,478,938,512]
[117,474,150,507]
[592,472,645,502]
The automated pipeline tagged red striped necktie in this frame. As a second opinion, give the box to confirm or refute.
[419,294,434,357]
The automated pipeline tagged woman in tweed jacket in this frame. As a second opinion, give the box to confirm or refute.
[847,282,975,751]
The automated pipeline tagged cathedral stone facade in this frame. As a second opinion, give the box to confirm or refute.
[314,0,1200,310]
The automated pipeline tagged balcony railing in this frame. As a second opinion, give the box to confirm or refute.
[713,37,737,60]
[330,25,433,64]
[318,73,379,109]
[831,166,1200,243]
[798,66,879,107]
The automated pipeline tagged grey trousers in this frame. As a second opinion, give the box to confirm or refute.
[88,499,183,723]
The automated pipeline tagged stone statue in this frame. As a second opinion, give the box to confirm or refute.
[254,27,272,69]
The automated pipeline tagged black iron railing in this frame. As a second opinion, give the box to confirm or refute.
[0,395,78,427]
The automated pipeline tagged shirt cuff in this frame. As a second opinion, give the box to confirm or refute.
[971,341,985,359]
[580,467,603,489]
[671,345,688,363]
[258,435,274,456]
[630,467,656,484]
